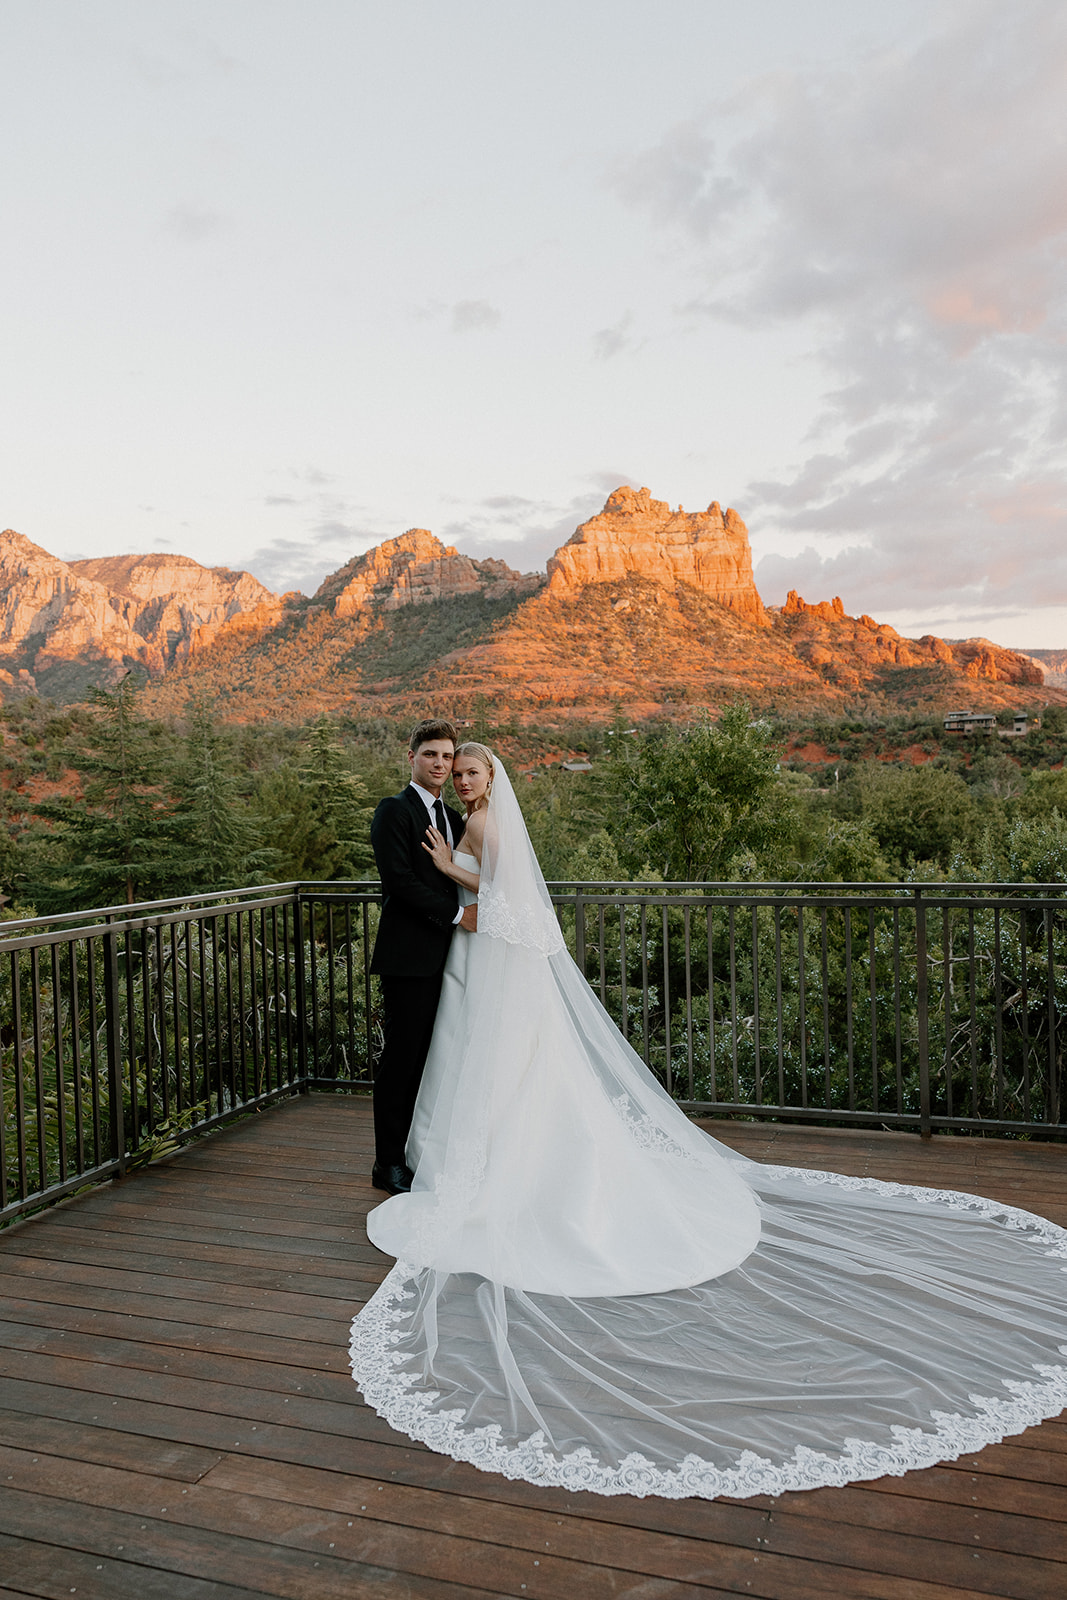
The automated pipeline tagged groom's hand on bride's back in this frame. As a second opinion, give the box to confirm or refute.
[459,905,478,932]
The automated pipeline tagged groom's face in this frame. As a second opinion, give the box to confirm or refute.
[409,739,455,796]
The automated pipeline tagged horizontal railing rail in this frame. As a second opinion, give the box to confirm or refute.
[3,880,1065,1222]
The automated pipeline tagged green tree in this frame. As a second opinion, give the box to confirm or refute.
[610,704,793,881]
[1017,768,1067,820]
[803,819,892,883]
[255,716,375,880]
[1005,811,1067,882]
[170,696,277,890]
[31,677,180,908]
[852,763,974,871]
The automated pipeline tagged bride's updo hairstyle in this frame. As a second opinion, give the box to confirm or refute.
[454,742,495,809]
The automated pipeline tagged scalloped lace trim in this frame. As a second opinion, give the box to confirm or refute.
[753,1161,1067,1259]
[478,887,565,956]
[350,1259,1067,1500]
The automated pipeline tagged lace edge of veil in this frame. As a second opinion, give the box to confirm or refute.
[477,886,566,956]
[349,1262,1067,1502]
[752,1163,1067,1258]
[350,1165,1067,1502]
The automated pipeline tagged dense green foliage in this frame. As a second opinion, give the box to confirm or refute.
[0,683,381,913]
[4,688,1067,916]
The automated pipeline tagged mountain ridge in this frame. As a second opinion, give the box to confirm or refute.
[0,493,1056,720]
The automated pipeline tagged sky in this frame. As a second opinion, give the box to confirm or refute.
[2,0,1066,648]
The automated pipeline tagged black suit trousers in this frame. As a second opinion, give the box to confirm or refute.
[373,972,444,1167]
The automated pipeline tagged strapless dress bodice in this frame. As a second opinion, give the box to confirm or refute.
[453,850,478,906]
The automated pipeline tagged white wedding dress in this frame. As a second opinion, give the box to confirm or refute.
[351,761,1067,1501]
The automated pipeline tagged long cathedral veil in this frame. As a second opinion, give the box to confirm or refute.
[352,754,1067,1500]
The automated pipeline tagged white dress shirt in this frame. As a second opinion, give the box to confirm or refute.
[410,781,465,925]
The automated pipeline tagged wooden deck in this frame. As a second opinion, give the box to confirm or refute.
[0,1096,1065,1600]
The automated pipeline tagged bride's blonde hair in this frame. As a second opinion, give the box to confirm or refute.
[454,741,495,810]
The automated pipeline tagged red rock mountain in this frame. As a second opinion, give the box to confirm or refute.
[0,492,1054,718]
[314,529,541,615]
[546,488,769,625]
[0,530,272,700]
[778,591,1042,692]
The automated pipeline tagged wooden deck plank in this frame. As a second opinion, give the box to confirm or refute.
[202,1453,1067,1594]
[0,1265,363,1326]
[0,1407,223,1483]
[0,1448,734,1600]
[0,1488,494,1600]
[0,1313,350,1383]
[0,1539,277,1600]
[0,1225,380,1279]
[0,1241,381,1297]
[2,1094,1065,1600]
[0,1447,1015,1600]
[19,1214,374,1260]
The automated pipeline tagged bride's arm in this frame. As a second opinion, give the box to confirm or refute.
[422,826,481,891]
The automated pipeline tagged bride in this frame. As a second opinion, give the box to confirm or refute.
[351,744,1067,1500]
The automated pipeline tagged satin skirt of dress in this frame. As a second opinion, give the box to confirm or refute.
[354,905,1067,1501]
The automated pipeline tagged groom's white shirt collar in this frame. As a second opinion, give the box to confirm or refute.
[409,780,453,845]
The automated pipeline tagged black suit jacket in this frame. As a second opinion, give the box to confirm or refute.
[370,786,466,977]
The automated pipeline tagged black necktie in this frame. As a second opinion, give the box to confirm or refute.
[433,798,447,842]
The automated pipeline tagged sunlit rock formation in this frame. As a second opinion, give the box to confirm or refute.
[546,486,770,625]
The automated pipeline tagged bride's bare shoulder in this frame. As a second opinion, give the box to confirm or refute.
[464,808,489,844]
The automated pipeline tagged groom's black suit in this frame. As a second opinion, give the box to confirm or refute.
[370,785,466,1168]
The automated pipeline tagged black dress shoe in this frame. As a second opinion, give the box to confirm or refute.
[372,1162,413,1195]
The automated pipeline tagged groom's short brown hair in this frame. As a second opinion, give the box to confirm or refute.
[409,718,457,753]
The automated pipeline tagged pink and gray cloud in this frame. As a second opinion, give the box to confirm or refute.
[612,0,1067,626]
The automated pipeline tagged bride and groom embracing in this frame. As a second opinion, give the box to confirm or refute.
[353,718,1067,1501]
[367,718,482,1198]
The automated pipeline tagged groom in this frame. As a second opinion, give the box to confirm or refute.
[369,718,475,1195]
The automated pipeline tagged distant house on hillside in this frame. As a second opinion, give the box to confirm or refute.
[998,713,1033,738]
[943,710,997,734]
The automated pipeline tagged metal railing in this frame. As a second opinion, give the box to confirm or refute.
[3,879,1065,1222]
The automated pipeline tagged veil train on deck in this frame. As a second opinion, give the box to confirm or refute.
[350,757,1067,1501]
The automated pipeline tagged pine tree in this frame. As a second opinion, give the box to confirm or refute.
[295,716,375,878]
[31,676,181,908]
[169,695,278,891]
[254,716,375,881]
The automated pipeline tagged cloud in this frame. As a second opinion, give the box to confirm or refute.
[165,203,227,240]
[608,122,744,240]
[132,28,241,87]
[591,312,634,362]
[244,523,382,595]
[244,469,384,592]
[612,1,1067,627]
[244,470,648,594]
[450,300,501,334]
[441,472,637,572]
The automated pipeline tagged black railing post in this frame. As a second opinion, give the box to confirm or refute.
[1046,908,1059,1126]
[102,924,127,1175]
[293,889,310,1088]
[914,890,932,1140]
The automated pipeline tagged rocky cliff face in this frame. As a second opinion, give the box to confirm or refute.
[546,487,770,625]
[1024,649,1067,689]
[0,529,274,699]
[314,529,542,616]
[4,490,1056,719]
[70,553,274,664]
[779,590,1043,690]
